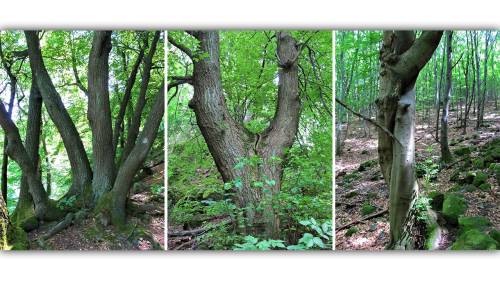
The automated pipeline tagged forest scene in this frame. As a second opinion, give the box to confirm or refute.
[336,30,499,250]
[0,31,165,250]
[167,31,332,250]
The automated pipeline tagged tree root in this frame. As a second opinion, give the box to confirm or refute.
[337,209,388,231]
[37,212,74,246]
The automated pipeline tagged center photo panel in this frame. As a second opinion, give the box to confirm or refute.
[166,30,333,251]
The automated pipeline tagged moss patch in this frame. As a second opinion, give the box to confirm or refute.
[361,203,376,216]
[451,229,498,250]
[345,227,358,237]
[442,193,467,225]
[458,216,492,233]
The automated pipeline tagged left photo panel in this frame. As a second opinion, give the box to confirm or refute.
[0,30,165,250]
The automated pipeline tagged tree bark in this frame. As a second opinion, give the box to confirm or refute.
[377,31,442,249]
[25,31,92,200]
[186,31,301,239]
[440,31,453,164]
[87,31,115,206]
[110,83,165,226]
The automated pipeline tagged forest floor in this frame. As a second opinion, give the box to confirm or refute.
[26,164,165,250]
[335,106,500,250]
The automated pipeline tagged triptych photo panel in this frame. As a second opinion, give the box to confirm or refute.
[0,30,498,251]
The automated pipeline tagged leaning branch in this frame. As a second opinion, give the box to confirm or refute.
[335,98,402,146]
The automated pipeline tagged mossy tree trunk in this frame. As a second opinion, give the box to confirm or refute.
[377,31,443,249]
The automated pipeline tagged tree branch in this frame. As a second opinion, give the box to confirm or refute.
[168,34,193,59]
[335,97,402,146]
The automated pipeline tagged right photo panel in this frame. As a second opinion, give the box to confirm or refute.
[335,30,499,250]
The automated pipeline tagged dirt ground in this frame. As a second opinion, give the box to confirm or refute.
[27,164,165,250]
[335,106,500,250]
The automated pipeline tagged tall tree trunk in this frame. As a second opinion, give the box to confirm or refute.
[110,83,165,226]
[25,31,92,200]
[186,31,300,239]
[440,31,453,164]
[477,31,491,128]
[377,31,443,249]
[120,31,161,164]
[462,35,471,134]
[13,76,43,230]
[473,32,482,129]
[435,44,445,141]
[87,31,115,206]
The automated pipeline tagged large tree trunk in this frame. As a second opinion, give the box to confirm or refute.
[13,77,43,230]
[87,31,115,206]
[110,83,165,226]
[440,31,453,164]
[377,31,442,249]
[187,31,300,239]
[120,31,161,164]
[25,31,92,200]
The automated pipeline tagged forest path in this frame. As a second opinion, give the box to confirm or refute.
[335,105,500,250]
[27,163,164,250]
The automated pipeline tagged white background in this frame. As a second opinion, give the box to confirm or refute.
[1,0,499,280]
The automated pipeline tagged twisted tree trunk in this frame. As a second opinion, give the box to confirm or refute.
[377,31,442,249]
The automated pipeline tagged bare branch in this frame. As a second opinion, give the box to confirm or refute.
[335,97,402,146]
